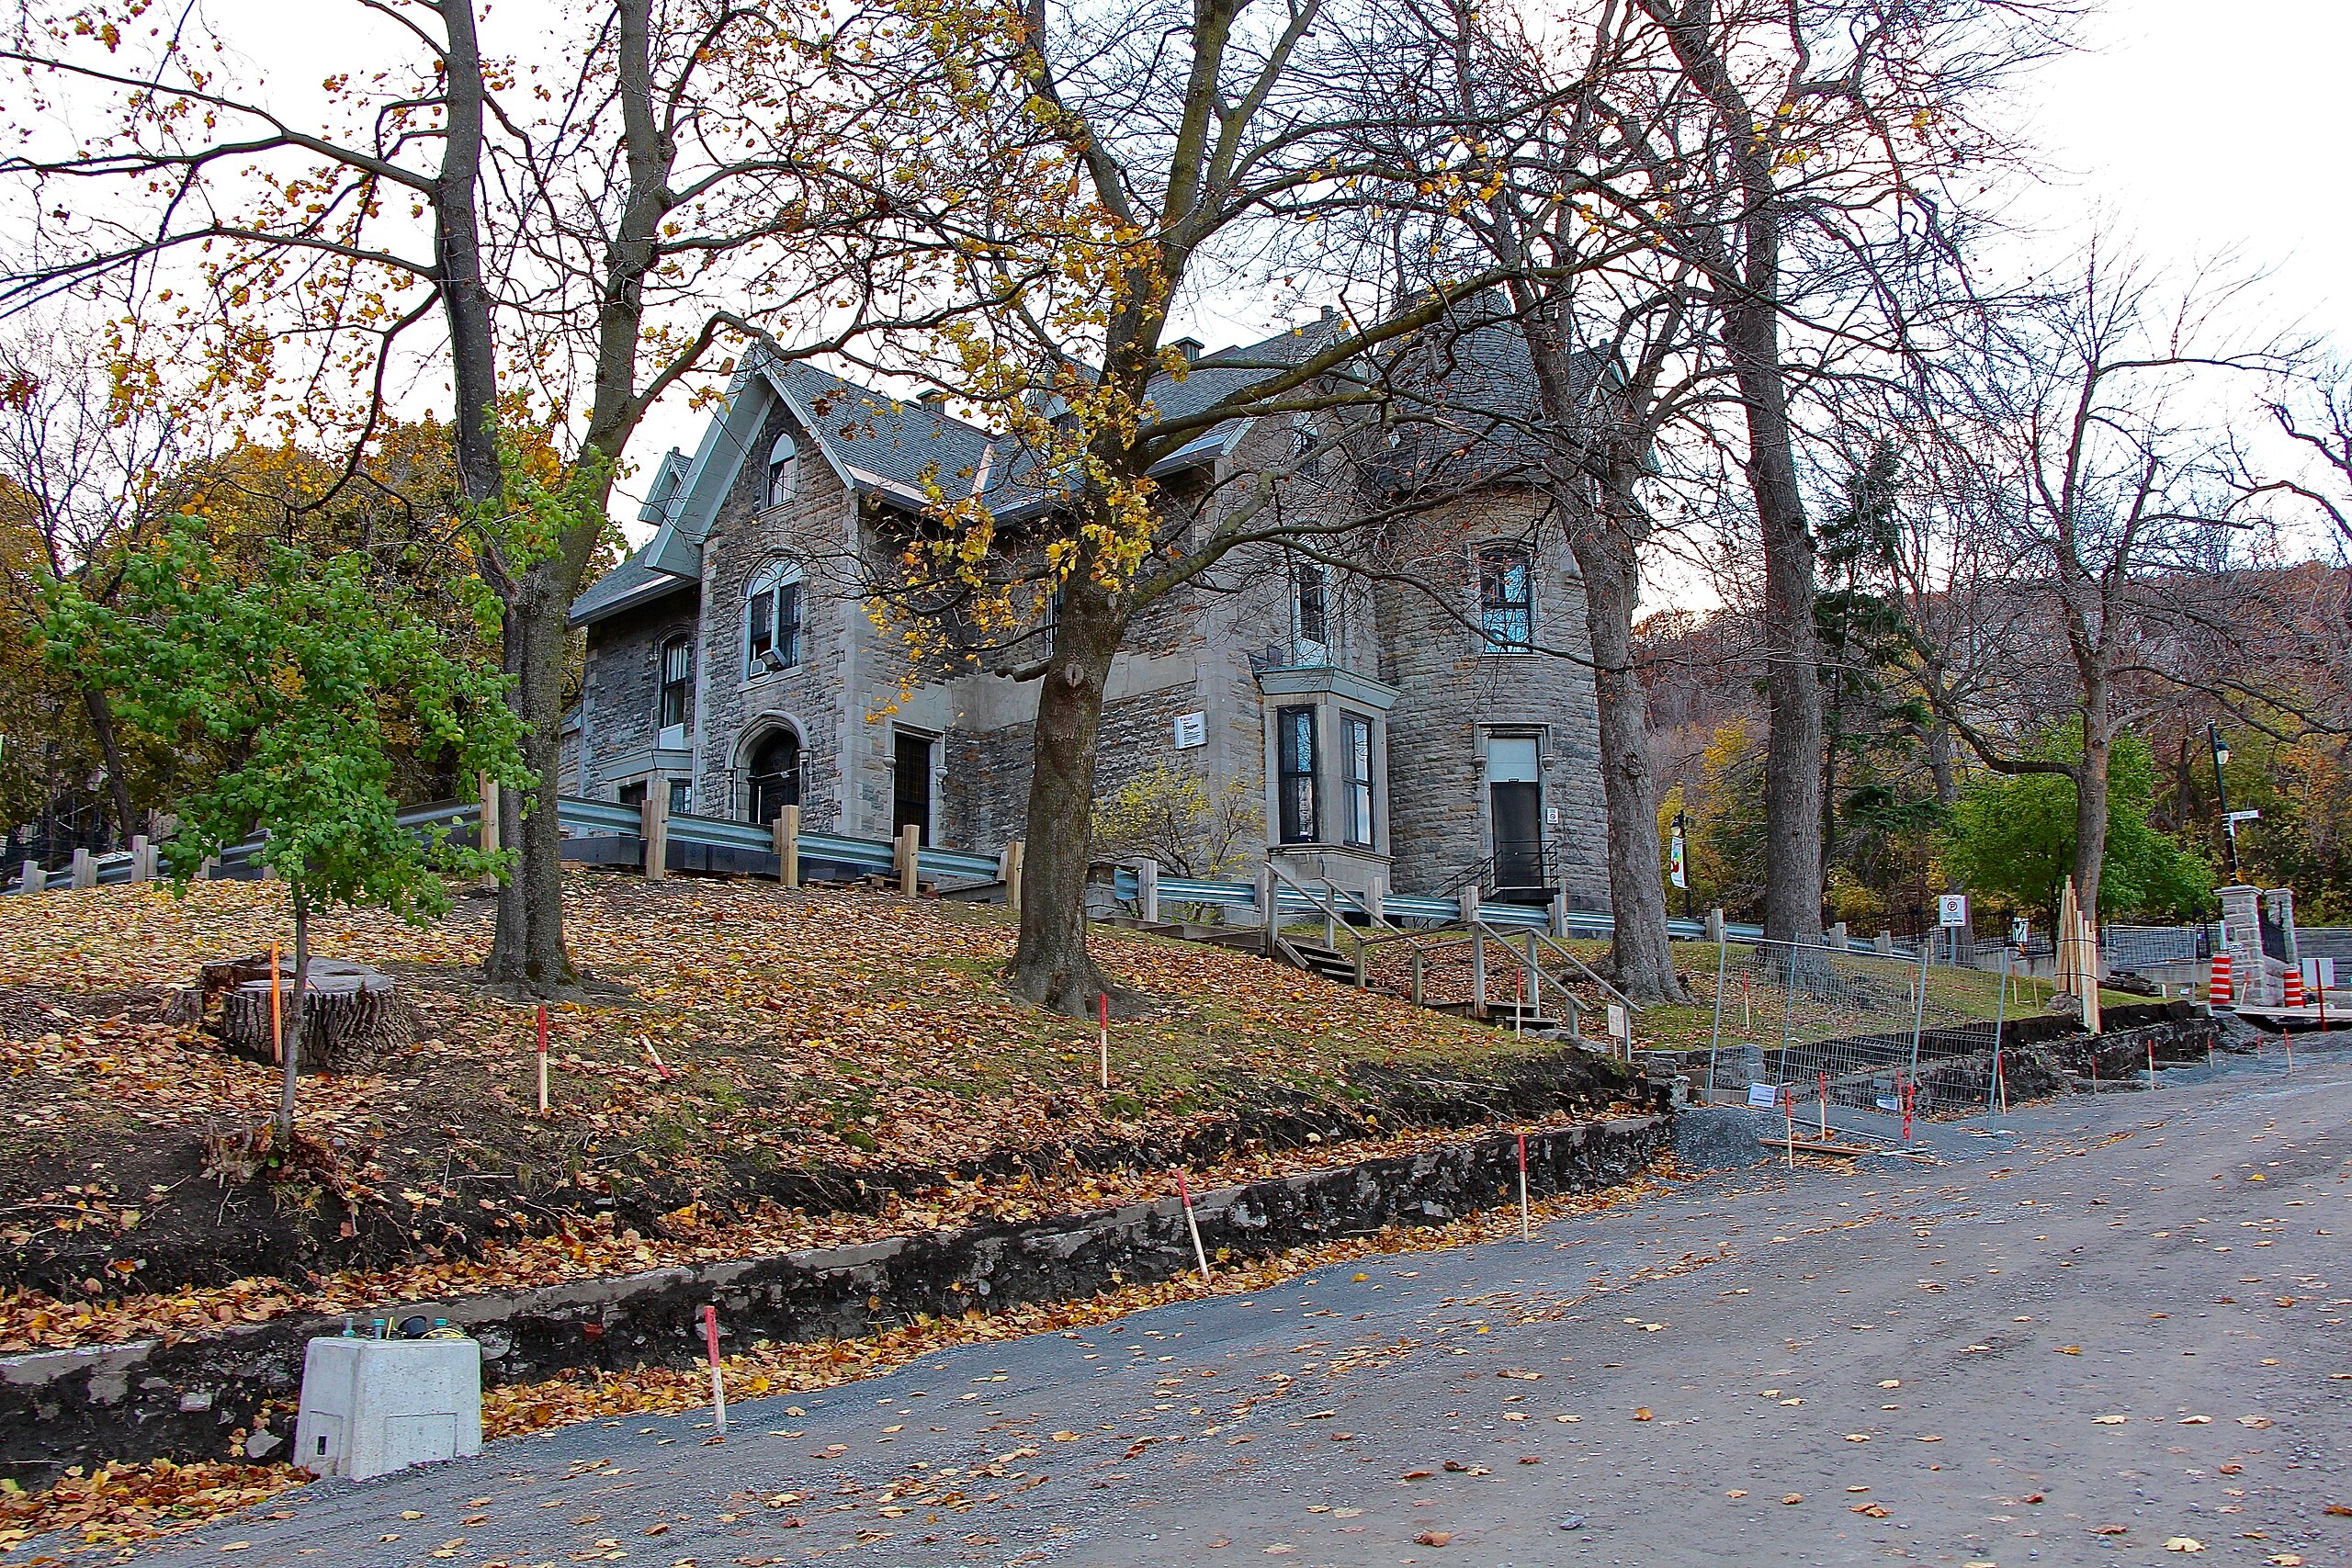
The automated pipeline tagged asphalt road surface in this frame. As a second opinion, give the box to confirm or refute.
[125,1043,2352,1568]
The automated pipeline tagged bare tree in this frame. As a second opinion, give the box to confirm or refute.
[1622,0,2061,942]
[869,0,1546,1012]
[5,0,1009,990]
[1909,253,2290,913]
[0,330,189,840]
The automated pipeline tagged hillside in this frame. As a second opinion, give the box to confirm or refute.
[0,873,1642,1356]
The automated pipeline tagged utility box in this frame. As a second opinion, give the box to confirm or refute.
[292,1337,481,1481]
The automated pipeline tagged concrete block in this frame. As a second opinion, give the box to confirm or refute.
[292,1337,481,1481]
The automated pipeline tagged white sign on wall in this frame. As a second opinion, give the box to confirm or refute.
[1938,894,1969,929]
[1170,712,1207,750]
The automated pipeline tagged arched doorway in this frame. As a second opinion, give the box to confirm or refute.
[746,729,801,824]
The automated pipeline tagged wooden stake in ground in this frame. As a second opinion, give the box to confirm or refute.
[700,1304,728,1440]
[268,941,284,1066]
[1097,992,1110,1089]
[535,1003,549,1118]
[1174,1168,1211,1280]
[1783,1088,1794,1168]
[1517,1132,1531,1241]
[1817,1070,1828,1140]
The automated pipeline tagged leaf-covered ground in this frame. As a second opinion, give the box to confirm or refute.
[0,874,1634,1356]
[0,1171,1669,1556]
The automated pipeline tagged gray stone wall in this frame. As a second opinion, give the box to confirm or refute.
[1370,487,1609,907]
[690,404,856,829]
[580,591,699,795]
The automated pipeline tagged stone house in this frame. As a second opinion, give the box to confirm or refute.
[567,313,1611,908]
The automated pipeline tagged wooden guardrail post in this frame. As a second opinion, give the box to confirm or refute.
[71,848,95,889]
[1137,859,1160,924]
[1257,865,1276,956]
[18,860,43,895]
[129,835,152,882]
[1548,889,1567,938]
[1524,929,1541,1015]
[1410,946,1424,1006]
[1705,906,1725,942]
[1472,928,1487,1018]
[897,824,920,896]
[999,840,1023,911]
[775,804,799,889]
[641,785,670,881]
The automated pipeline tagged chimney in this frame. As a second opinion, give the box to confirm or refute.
[917,388,949,406]
[1169,337,1204,364]
[1320,305,1338,322]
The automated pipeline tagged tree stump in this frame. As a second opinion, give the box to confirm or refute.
[195,953,421,1074]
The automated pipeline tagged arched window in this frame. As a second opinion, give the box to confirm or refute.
[746,728,802,825]
[657,635,692,731]
[765,431,799,509]
[745,558,804,676]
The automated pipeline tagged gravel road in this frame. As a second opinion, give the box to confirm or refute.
[124,1043,2352,1568]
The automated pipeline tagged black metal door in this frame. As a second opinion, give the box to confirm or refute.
[893,732,933,846]
[747,731,800,824]
[1490,781,1544,890]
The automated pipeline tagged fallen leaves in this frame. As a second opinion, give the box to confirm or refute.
[2164,1537,2205,1553]
[1413,1531,1453,1547]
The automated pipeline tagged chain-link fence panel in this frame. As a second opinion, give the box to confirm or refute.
[1696,939,2017,1124]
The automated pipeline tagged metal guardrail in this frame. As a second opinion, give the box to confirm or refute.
[15,796,1774,945]
[1110,865,1763,943]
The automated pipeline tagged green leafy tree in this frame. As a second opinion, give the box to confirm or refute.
[1940,725,2211,931]
[44,522,529,1138]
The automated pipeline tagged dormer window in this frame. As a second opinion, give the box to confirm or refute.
[765,431,799,509]
[1291,412,1322,479]
[746,558,804,676]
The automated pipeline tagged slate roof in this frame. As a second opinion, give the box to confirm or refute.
[571,310,1509,626]
[567,541,695,626]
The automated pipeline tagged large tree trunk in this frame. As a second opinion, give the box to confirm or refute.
[76,680,137,845]
[1726,296,1825,945]
[1566,491,1687,1003]
[2072,681,2113,919]
[1645,0,1826,945]
[485,560,582,991]
[1008,575,1123,1015]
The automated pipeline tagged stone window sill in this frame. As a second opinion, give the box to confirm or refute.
[738,663,805,694]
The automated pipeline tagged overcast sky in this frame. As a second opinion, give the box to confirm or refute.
[610,0,2352,580]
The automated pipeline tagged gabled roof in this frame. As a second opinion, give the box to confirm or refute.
[571,315,1361,626]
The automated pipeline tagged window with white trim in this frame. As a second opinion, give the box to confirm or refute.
[1342,713,1375,848]
[657,636,692,730]
[1277,705,1318,843]
[746,559,804,676]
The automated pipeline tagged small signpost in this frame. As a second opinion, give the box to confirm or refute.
[700,1304,728,1440]
[1097,992,1111,1089]
[1516,1132,1531,1242]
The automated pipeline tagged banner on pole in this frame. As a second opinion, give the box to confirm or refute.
[1668,826,1687,890]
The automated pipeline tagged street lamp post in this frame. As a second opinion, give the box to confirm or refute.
[2207,721,2241,886]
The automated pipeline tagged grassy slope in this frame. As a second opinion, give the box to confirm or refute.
[0,874,1634,1353]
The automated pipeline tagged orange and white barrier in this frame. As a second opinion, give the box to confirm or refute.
[2209,953,2233,1005]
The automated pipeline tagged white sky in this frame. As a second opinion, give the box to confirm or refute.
[70,1,2351,574]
